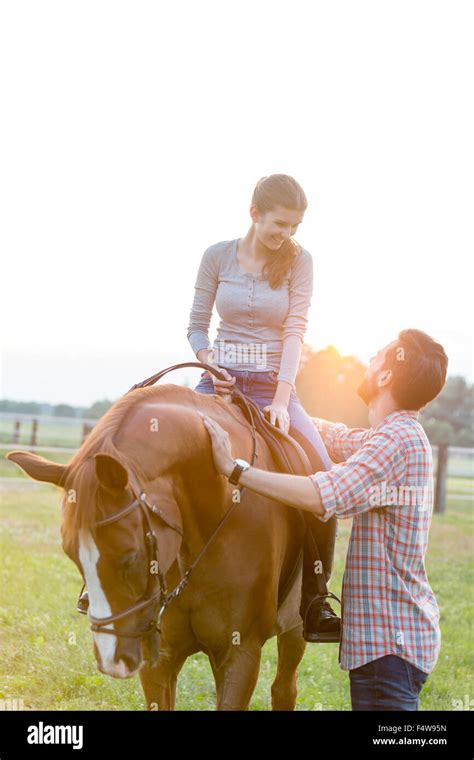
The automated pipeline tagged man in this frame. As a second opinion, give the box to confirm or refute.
[198,329,448,710]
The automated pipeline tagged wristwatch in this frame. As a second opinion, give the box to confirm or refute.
[228,458,251,485]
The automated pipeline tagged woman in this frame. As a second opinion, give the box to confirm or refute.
[186,174,340,643]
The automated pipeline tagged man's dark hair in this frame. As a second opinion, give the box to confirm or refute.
[383,329,448,411]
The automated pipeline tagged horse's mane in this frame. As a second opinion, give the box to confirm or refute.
[61,384,219,544]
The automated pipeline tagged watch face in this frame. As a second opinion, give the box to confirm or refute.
[234,458,249,468]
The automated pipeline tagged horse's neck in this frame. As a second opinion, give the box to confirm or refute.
[173,445,232,560]
[141,400,234,552]
[124,395,244,556]
[174,402,258,559]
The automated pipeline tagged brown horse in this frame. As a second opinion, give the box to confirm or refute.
[7,384,309,710]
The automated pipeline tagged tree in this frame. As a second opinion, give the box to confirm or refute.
[420,376,474,445]
[296,345,369,427]
[86,399,114,419]
[52,404,76,418]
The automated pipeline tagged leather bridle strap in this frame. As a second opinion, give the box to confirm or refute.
[162,496,241,607]
[127,361,229,392]
[95,491,183,534]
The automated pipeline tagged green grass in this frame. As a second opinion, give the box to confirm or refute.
[0,480,472,711]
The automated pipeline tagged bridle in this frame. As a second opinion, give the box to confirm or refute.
[77,488,183,639]
[76,362,258,645]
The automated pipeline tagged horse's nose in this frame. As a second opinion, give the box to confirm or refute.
[113,642,142,676]
[118,654,140,673]
[98,657,138,679]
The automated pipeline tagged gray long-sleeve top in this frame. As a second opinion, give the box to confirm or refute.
[187,238,313,388]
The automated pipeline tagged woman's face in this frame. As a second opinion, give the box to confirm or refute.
[252,204,304,251]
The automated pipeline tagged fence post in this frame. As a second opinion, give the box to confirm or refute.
[434,443,449,514]
[82,423,92,444]
[13,420,21,444]
[30,419,38,447]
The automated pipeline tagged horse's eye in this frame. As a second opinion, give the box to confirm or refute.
[120,552,138,570]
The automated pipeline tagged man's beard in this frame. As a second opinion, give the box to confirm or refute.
[357,374,378,405]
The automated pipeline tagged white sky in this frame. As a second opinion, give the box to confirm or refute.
[1,0,473,406]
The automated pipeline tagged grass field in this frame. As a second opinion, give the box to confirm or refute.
[0,469,472,711]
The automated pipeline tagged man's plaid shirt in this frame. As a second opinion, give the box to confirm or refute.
[309,410,441,674]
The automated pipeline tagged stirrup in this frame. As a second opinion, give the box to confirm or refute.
[302,591,341,643]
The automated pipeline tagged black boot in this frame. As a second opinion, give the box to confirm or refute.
[300,513,341,643]
[303,594,341,643]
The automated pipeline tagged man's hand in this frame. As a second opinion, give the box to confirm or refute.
[311,417,333,443]
[198,412,325,516]
[197,412,234,477]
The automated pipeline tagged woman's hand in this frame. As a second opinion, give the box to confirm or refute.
[197,349,236,398]
[208,364,236,398]
[263,402,290,434]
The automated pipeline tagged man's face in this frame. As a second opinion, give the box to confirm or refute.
[357,341,396,404]
[251,204,304,252]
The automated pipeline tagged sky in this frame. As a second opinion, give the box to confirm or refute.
[1,0,473,406]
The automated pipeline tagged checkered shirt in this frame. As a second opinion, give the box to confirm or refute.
[309,410,441,674]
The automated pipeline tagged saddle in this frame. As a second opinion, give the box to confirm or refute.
[230,393,315,478]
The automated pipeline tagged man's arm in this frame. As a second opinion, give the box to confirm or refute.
[230,464,325,517]
[312,417,372,462]
[198,411,324,515]
[197,411,405,524]
[228,430,405,523]
[311,417,337,443]
[309,430,406,521]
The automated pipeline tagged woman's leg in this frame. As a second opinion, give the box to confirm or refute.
[286,394,332,472]
[286,393,337,577]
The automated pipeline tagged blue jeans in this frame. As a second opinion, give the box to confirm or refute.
[349,655,429,711]
[193,368,338,589]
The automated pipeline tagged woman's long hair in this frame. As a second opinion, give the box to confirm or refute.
[251,174,308,289]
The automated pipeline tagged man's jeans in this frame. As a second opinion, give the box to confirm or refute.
[349,655,429,711]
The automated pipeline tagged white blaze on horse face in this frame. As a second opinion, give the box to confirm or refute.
[78,529,128,676]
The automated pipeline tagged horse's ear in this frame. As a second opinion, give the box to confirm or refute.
[6,450,67,486]
[94,454,129,490]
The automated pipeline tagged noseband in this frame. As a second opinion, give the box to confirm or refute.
[77,362,258,644]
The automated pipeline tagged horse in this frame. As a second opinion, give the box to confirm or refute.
[7,383,311,710]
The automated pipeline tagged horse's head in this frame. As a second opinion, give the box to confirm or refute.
[6,449,183,679]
